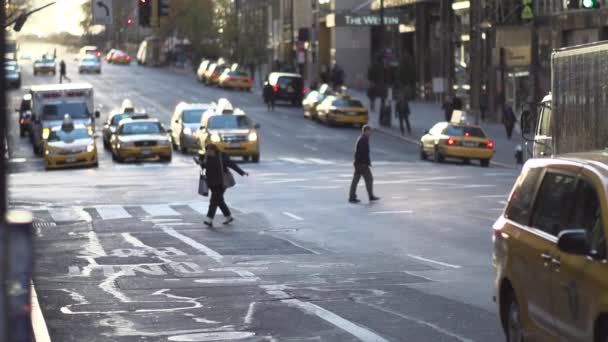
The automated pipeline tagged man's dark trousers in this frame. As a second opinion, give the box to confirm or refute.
[349,163,373,200]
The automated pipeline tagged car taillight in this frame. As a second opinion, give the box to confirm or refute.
[96,52,101,57]
[302,85,307,94]
[226,77,233,82]
[19,118,24,124]
[273,84,279,93]
[487,140,494,148]
[247,78,252,84]
[126,55,131,60]
[447,137,456,145]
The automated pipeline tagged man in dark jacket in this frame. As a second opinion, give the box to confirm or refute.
[396,92,411,135]
[59,60,71,84]
[195,144,248,227]
[349,125,380,203]
[263,80,275,111]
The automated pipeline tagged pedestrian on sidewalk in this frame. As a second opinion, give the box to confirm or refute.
[480,90,488,121]
[502,104,517,139]
[396,91,411,135]
[367,83,377,112]
[331,63,345,91]
[195,144,248,227]
[59,60,71,84]
[442,95,453,122]
[349,125,380,204]
[452,95,463,111]
[263,80,275,111]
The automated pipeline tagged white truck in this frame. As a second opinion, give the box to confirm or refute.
[524,41,608,158]
[29,83,99,155]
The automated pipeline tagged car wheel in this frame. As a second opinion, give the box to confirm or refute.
[434,147,444,163]
[420,146,427,161]
[252,154,260,163]
[171,137,178,151]
[463,158,471,165]
[161,154,172,163]
[505,293,524,342]
[19,127,25,138]
[480,159,490,167]
[112,151,122,163]
[103,140,110,150]
[243,156,250,162]
[97,70,101,74]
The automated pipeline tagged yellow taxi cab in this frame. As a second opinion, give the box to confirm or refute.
[420,116,494,167]
[315,95,368,127]
[204,63,230,86]
[43,116,98,170]
[303,83,333,120]
[218,70,253,90]
[196,98,260,162]
[110,118,172,162]
[493,153,608,342]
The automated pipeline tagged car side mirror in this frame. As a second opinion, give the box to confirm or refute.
[254,123,261,129]
[94,110,100,119]
[200,126,205,130]
[166,128,172,133]
[557,229,588,256]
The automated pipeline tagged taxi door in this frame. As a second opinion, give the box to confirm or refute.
[552,170,608,342]
[523,168,579,341]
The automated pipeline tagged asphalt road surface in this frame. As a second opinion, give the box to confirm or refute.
[8,43,518,341]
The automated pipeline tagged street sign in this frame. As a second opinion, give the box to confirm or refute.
[92,0,113,25]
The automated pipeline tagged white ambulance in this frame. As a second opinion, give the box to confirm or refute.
[29,83,99,155]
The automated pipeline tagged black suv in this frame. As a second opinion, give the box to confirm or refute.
[263,72,306,106]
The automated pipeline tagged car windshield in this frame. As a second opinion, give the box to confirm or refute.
[445,125,486,138]
[42,103,91,120]
[208,115,252,129]
[278,76,302,89]
[120,122,162,135]
[230,71,248,77]
[334,99,363,107]
[183,110,204,123]
[111,114,131,126]
[48,128,90,142]
[82,58,97,63]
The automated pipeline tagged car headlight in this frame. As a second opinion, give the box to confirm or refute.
[42,128,50,140]
[210,133,221,143]
[45,149,58,155]
[87,144,95,152]
[183,127,192,135]
[248,132,258,142]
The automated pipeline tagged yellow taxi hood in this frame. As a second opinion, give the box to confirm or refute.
[118,134,169,142]
[208,129,250,135]
[47,138,92,149]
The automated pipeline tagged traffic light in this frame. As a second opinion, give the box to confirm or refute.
[13,13,28,32]
[138,0,152,26]
[582,0,600,8]
[159,0,170,17]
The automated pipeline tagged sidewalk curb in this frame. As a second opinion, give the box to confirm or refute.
[31,284,51,342]
[375,126,518,170]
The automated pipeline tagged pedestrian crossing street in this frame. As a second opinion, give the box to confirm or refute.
[33,201,213,224]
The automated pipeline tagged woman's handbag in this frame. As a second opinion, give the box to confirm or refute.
[223,170,236,188]
[198,173,209,196]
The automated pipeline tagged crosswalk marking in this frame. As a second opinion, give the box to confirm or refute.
[49,208,91,223]
[306,158,335,165]
[141,204,180,216]
[95,205,131,220]
[278,157,309,165]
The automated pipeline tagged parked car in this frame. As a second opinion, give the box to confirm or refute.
[263,72,306,106]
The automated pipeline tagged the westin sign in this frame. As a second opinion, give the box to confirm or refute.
[327,13,401,27]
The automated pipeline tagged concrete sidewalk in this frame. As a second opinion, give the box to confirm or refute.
[348,89,523,168]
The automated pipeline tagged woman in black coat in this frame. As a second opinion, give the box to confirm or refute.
[195,144,248,227]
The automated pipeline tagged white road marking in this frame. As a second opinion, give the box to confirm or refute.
[168,332,256,341]
[160,226,223,262]
[31,285,51,342]
[95,205,132,220]
[263,178,307,185]
[282,299,390,342]
[194,278,258,284]
[294,185,341,190]
[362,301,475,342]
[282,211,304,221]
[303,144,319,151]
[244,302,256,325]
[49,208,91,222]
[9,157,27,163]
[142,204,180,216]
[476,194,509,198]
[370,210,413,215]
[279,157,308,164]
[306,158,334,165]
[407,254,462,269]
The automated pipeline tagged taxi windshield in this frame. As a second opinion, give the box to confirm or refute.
[208,115,252,129]
[445,125,486,138]
[48,128,90,142]
[333,99,363,107]
[42,103,91,120]
[183,110,204,123]
[111,114,131,126]
[120,122,162,135]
